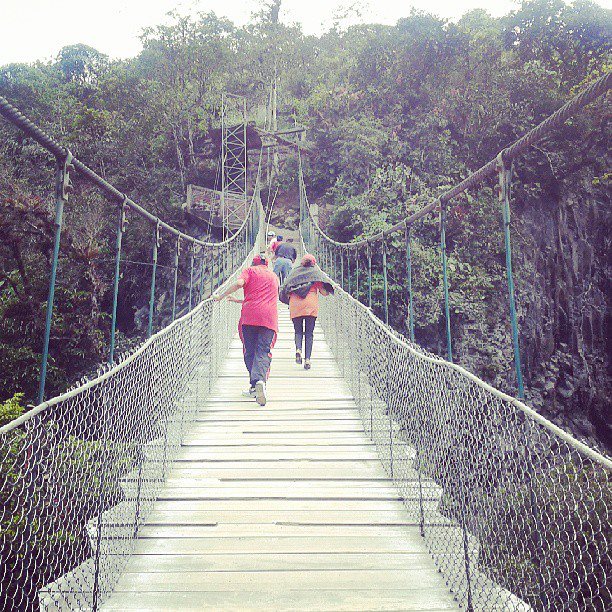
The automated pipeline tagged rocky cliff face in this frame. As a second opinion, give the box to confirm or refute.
[516,176,610,450]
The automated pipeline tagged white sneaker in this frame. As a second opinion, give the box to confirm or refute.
[254,381,267,406]
[242,387,256,398]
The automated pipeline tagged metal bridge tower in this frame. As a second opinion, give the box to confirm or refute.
[220,92,248,239]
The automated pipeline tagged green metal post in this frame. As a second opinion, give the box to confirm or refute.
[147,222,161,338]
[382,241,389,325]
[188,245,195,311]
[210,249,216,296]
[215,248,221,289]
[109,202,127,365]
[405,225,415,342]
[367,246,372,309]
[171,237,180,322]
[199,250,206,301]
[347,252,352,295]
[440,203,453,362]
[499,158,525,398]
[333,249,337,284]
[355,251,360,301]
[38,153,72,404]
[341,250,345,290]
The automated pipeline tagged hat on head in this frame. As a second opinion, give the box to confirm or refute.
[301,254,316,267]
[277,235,283,241]
[267,230,275,236]
[252,254,267,266]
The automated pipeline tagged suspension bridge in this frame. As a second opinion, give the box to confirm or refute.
[0,73,610,612]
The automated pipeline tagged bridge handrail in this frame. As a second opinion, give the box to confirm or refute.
[0,95,258,248]
[312,258,611,609]
[0,192,266,611]
[345,286,611,469]
[300,71,610,248]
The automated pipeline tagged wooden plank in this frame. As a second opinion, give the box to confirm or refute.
[146,510,415,525]
[152,499,411,512]
[164,460,385,474]
[103,588,458,611]
[112,569,445,592]
[180,437,374,446]
[131,535,431,555]
[137,524,419,538]
[154,488,402,501]
[121,552,436,572]
[187,422,366,431]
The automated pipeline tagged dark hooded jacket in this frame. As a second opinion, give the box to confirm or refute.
[279,264,335,305]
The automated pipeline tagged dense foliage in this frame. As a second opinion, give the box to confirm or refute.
[0,1,609,448]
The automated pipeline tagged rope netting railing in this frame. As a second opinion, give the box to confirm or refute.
[0,196,265,611]
[0,97,267,610]
[300,73,611,610]
[315,287,610,611]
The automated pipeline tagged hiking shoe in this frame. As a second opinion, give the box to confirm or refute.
[255,380,267,406]
[304,359,311,370]
[295,350,302,364]
[242,387,256,398]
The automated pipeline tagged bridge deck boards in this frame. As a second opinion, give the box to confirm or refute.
[102,308,458,611]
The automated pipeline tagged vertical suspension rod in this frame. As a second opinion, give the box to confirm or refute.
[171,236,180,322]
[38,152,72,403]
[382,240,389,325]
[188,244,195,311]
[405,224,415,342]
[367,245,373,309]
[440,203,453,362]
[147,222,161,338]
[109,201,127,365]
[498,155,525,398]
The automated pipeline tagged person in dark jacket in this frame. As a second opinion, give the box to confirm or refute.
[275,237,297,262]
[280,254,334,369]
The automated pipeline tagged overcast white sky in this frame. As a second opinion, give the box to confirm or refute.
[1,0,610,66]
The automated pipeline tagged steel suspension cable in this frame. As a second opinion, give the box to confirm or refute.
[300,72,611,248]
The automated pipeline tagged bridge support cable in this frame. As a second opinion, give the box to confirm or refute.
[0,96,268,611]
[297,71,610,380]
[0,194,266,612]
[298,72,611,610]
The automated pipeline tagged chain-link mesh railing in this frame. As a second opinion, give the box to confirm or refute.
[0,195,265,611]
[315,284,610,611]
[298,75,611,610]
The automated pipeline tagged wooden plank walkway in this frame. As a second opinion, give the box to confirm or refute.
[103,307,459,611]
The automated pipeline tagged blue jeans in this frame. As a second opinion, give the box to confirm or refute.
[273,258,293,285]
[241,325,275,387]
